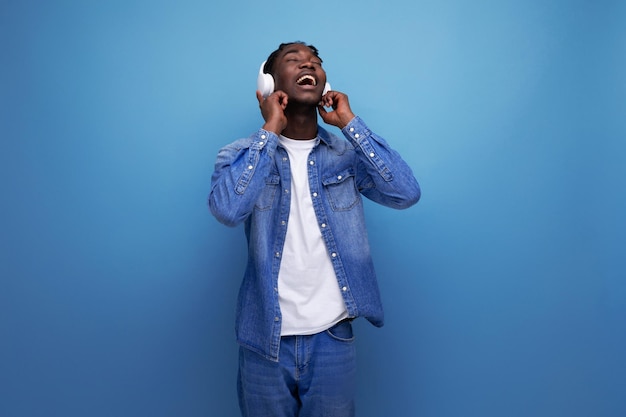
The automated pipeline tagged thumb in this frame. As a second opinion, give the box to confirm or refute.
[256,90,265,106]
[317,104,328,120]
[317,105,336,125]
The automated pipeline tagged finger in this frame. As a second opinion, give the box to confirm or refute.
[326,90,341,101]
[317,106,329,124]
[317,105,336,124]
[256,90,264,106]
[275,91,289,109]
[329,91,347,105]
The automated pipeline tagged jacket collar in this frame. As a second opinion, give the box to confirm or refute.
[317,125,348,155]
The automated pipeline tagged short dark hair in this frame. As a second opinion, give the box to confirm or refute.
[263,41,321,74]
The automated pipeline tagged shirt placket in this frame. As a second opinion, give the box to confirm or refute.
[307,146,358,317]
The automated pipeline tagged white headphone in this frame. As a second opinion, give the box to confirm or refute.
[257,61,331,98]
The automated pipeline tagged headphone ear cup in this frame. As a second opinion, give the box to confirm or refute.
[257,61,275,98]
[322,82,331,96]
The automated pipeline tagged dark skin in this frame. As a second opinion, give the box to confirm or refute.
[255,44,356,140]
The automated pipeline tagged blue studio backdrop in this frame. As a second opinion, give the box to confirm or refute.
[1,1,625,416]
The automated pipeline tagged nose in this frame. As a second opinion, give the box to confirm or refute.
[300,59,316,69]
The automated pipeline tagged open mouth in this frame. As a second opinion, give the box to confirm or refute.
[296,74,317,86]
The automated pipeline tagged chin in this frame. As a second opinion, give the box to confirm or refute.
[292,92,322,105]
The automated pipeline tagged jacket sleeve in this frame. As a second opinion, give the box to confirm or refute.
[342,116,421,209]
[208,128,280,226]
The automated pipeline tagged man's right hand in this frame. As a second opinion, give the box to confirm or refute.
[256,90,288,135]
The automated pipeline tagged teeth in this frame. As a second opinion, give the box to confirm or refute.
[296,75,317,86]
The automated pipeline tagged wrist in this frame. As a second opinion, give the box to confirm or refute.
[263,121,284,135]
[339,112,356,129]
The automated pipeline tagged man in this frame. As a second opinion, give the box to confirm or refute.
[208,41,420,417]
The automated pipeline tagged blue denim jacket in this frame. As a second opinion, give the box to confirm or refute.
[208,116,420,361]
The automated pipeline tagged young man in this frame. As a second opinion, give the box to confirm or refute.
[208,41,420,417]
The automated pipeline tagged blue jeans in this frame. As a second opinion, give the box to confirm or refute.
[237,319,357,417]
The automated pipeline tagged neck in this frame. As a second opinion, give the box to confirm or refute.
[282,105,318,140]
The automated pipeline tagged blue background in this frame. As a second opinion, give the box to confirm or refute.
[1,1,625,416]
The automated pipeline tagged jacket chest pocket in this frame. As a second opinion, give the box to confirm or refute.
[322,168,359,211]
[255,174,280,211]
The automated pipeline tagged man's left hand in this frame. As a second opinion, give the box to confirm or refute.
[317,91,355,129]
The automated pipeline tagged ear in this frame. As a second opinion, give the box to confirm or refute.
[257,61,275,98]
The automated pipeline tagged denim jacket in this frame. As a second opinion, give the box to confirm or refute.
[208,116,420,361]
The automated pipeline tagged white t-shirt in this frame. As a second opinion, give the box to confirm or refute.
[277,135,348,336]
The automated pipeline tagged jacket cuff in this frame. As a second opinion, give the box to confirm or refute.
[253,128,279,157]
[341,116,370,144]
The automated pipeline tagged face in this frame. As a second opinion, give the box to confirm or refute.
[272,44,327,104]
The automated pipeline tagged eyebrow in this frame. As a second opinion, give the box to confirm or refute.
[282,48,323,62]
